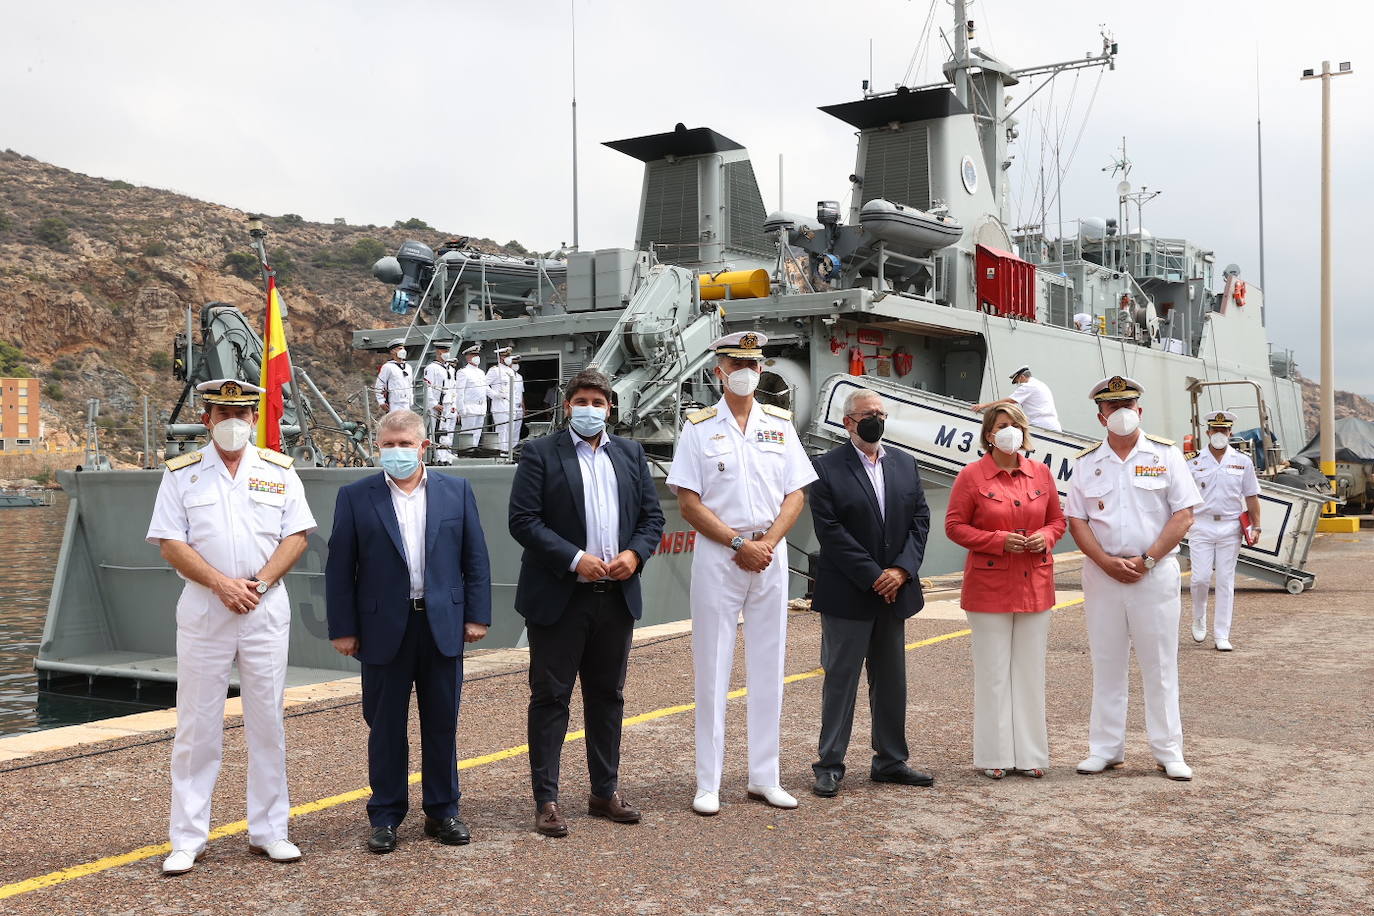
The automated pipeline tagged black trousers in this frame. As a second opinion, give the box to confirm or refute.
[526,585,634,809]
[813,611,910,779]
[361,609,462,828]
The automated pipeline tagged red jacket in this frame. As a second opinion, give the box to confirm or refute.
[945,453,1067,613]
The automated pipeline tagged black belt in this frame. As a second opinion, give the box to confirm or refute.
[408,597,426,612]
[575,580,620,593]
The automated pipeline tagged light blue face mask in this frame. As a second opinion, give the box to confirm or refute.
[569,405,608,438]
[380,446,421,479]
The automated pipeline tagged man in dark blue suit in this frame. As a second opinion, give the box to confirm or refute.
[325,409,492,853]
[809,387,933,798]
[508,369,665,838]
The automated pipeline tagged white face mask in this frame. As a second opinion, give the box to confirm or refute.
[468,356,480,367]
[1209,432,1229,450]
[394,348,407,361]
[724,367,760,397]
[211,417,253,452]
[1105,406,1141,436]
[993,425,1023,455]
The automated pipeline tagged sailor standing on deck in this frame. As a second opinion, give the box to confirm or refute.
[453,345,489,450]
[487,347,519,452]
[1065,376,1201,782]
[146,379,317,875]
[423,341,455,464]
[510,353,526,438]
[375,339,414,413]
[667,331,818,816]
[1187,410,1261,652]
[972,366,1062,432]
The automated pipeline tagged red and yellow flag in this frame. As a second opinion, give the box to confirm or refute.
[256,275,293,451]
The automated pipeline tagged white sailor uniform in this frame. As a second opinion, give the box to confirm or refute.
[454,361,489,449]
[146,445,317,852]
[511,365,526,426]
[1187,446,1259,642]
[666,399,818,793]
[1010,376,1062,431]
[1065,432,1202,764]
[424,359,457,463]
[487,360,520,451]
[375,358,414,412]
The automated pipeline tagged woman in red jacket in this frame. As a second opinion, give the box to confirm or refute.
[946,404,1066,779]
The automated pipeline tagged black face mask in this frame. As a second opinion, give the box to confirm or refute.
[856,416,885,443]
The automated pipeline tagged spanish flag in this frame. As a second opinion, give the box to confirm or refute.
[256,275,293,451]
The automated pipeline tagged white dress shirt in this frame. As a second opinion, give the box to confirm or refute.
[852,441,886,521]
[1010,377,1062,431]
[385,467,428,598]
[568,431,620,580]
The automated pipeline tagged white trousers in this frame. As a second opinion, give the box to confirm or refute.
[1189,519,1241,640]
[457,414,483,449]
[491,408,517,451]
[170,596,291,851]
[432,414,456,464]
[1082,556,1185,764]
[966,609,1051,770]
[691,537,789,792]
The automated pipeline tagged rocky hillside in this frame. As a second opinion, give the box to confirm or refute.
[1297,373,1374,445]
[0,149,531,466]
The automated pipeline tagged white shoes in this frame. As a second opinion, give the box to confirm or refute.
[746,784,798,809]
[161,847,205,876]
[1215,638,1233,652]
[1191,619,1207,643]
[1158,760,1194,781]
[248,839,302,862]
[692,790,720,816]
[1075,755,1125,775]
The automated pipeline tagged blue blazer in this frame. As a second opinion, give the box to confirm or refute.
[325,471,492,666]
[509,431,665,627]
[809,442,930,620]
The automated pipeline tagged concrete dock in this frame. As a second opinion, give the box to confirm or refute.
[0,532,1370,914]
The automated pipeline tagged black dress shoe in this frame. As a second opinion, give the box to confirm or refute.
[367,825,398,854]
[424,815,471,846]
[812,771,841,798]
[871,765,935,787]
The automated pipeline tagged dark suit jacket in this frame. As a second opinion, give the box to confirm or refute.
[809,442,930,620]
[325,471,492,666]
[509,431,666,627]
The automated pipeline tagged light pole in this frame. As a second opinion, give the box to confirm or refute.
[1300,60,1352,528]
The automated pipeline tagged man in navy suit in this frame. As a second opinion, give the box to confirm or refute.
[808,387,933,798]
[508,369,665,838]
[325,409,492,853]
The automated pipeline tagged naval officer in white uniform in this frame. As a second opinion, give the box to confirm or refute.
[146,379,317,874]
[667,331,818,815]
[1187,410,1261,651]
[1065,375,1201,781]
[423,341,455,464]
[510,353,526,434]
[375,339,414,413]
[973,365,1062,431]
[487,346,520,452]
[453,344,489,450]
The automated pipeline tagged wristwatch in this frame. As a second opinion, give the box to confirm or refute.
[729,535,746,552]
[1142,555,1157,571]
[249,576,270,595]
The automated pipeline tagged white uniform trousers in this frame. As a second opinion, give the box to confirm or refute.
[1189,518,1241,641]
[491,405,516,451]
[430,414,456,464]
[691,537,789,792]
[1082,557,1185,764]
[965,609,1051,770]
[457,414,483,449]
[170,598,290,851]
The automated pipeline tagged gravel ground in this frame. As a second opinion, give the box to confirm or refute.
[0,531,1370,915]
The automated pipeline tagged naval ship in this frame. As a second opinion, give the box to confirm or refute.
[37,2,1327,694]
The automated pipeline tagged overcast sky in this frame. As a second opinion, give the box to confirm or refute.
[3,0,1371,395]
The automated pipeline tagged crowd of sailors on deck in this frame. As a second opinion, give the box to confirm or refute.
[147,342,1259,872]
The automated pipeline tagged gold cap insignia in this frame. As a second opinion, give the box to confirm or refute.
[739,332,759,349]
[1107,376,1126,393]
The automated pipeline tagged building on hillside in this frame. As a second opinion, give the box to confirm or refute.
[0,378,42,451]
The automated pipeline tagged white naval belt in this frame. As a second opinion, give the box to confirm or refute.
[1205,514,1240,522]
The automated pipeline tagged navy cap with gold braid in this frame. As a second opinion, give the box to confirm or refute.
[1089,375,1144,403]
[711,331,767,360]
[197,378,263,406]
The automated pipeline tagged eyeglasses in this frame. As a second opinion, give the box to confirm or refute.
[847,411,888,421]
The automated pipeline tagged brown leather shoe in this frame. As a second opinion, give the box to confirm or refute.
[535,801,568,837]
[588,791,641,824]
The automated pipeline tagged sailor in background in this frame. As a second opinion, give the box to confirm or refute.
[375,339,414,413]
[972,366,1062,432]
[487,346,519,451]
[510,354,527,439]
[1186,410,1261,651]
[145,379,317,874]
[423,341,455,464]
[667,331,818,816]
[1065,376,1201,781]
[453,344,489,450]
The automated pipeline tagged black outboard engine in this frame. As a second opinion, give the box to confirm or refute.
[373,240,435,314]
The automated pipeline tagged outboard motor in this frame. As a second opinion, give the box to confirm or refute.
[373,240,435,314]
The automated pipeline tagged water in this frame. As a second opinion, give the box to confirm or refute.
[0,495,172,736]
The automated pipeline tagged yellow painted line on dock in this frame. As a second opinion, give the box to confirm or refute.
[0,603,1091,901]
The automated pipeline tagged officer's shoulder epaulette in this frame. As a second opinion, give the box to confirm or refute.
[1184,450,1199,461]
[686,406,717,425]
[165,451,202,471]
[258,448,295,468]
[761,404,793,421]
[1146,433,1175,447]
[1074,441,1102,460]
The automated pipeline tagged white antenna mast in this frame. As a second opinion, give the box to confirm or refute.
[570,0,580,252]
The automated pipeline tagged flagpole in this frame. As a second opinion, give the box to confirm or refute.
[246,215,312,459]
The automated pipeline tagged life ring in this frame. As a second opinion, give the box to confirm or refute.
[1233,281,1247,307]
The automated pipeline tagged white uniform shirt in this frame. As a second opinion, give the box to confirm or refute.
[376,360,413,411]
[511,370,526,419]
[852,441,886,521]
[423,361,451,413]
[385,468,428,598]
[1065,432,1202,558]
[146,445,317,614]
[1188,446,1260,522]
[1010,377,1062,431]
[455,362,489,417]
[568,431,620,580]
[486,363,516,408]
[667,398,818,533]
